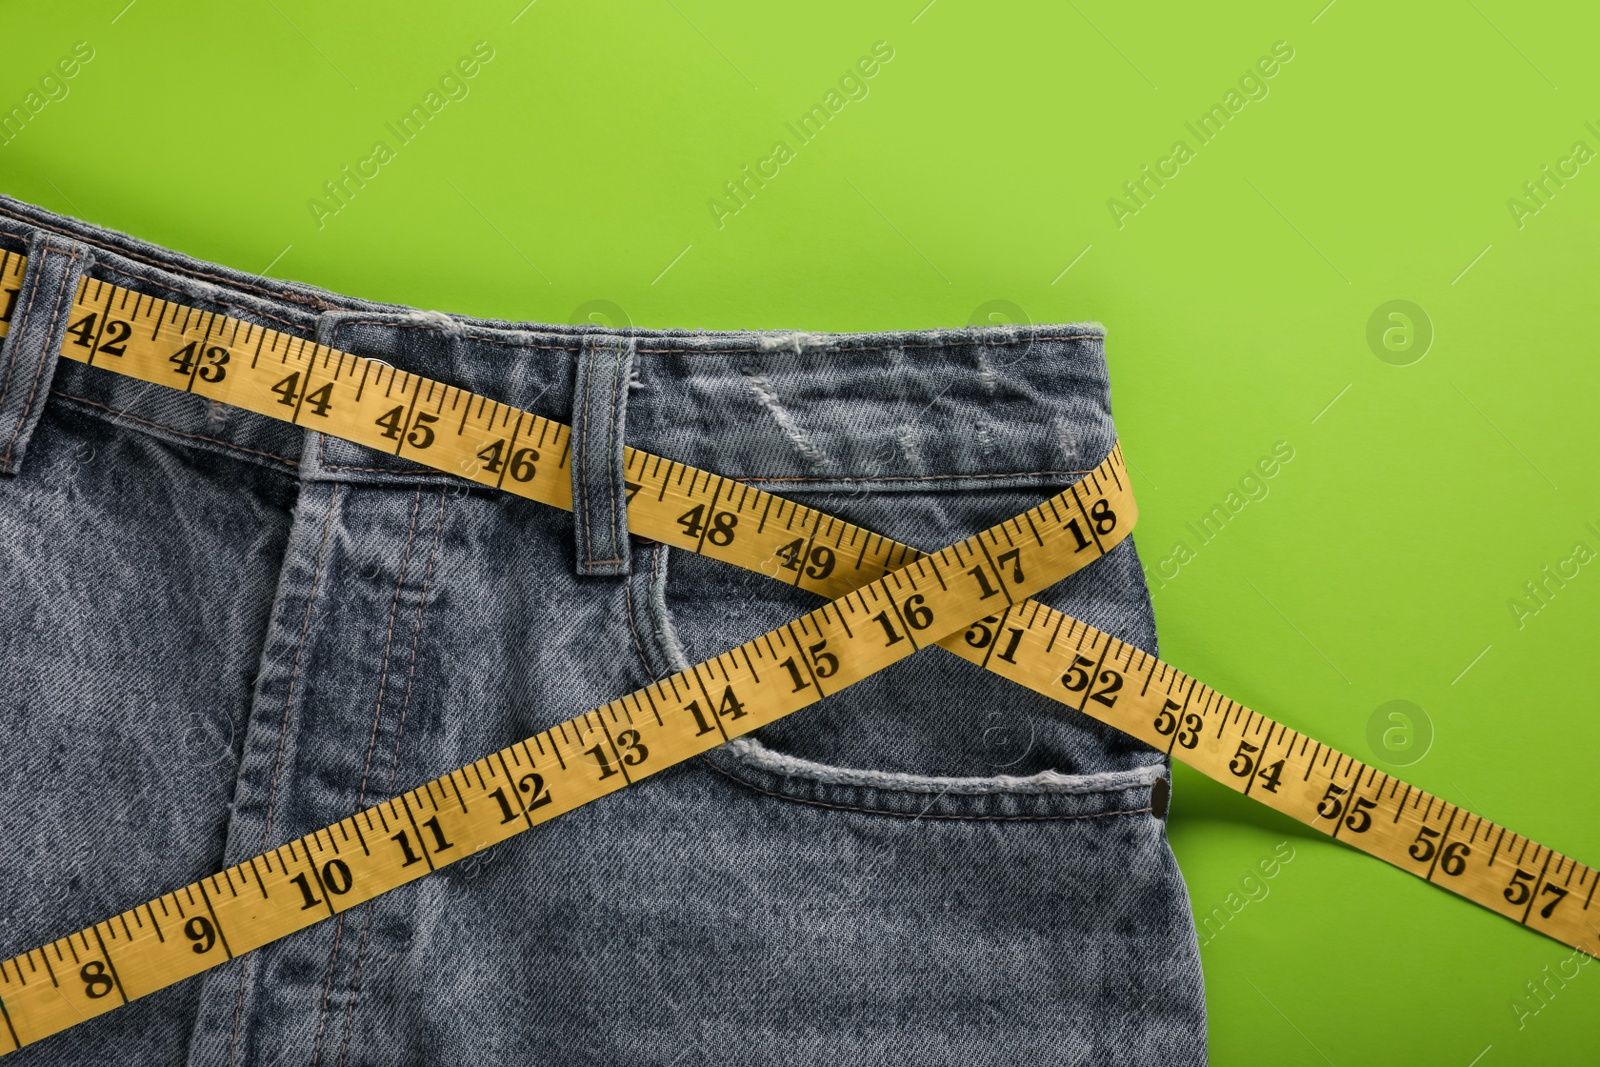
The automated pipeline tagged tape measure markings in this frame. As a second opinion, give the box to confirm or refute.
[0,340,1135,1050]
[0,258,1595,1056]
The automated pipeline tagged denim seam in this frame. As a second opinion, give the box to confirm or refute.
[258,484,345,846]
[1,245,84,468]
[715,736,1166,796]
[308,486,421,1067]
[577,340,596,565]
[384,489,447,793]
[232,482,343,1067]
[333,907,375,1067]
[55,387,1099,491]
[313,436,1097,485]
[645,540,690,675]
[726,469,1096,484]
[330,490,447,1062]
[622,546,656,681]
[572,339,630,571]
[320,320,1105,356]
[355,489,425,809]
[704,760,1154,822]
[62,259,311,332]
[0,241,54,459]
[48,389,303,468]
[604,342,623,565]
[308,908,351,1067]
[318,433,452,475]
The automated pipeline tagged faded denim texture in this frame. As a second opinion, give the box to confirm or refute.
[0,193,1207,1066]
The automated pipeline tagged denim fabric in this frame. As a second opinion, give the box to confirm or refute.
[0,193,1206,1066]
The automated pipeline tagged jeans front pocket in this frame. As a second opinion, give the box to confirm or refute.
[618,520,1208,1065]
[631,477,1173,811]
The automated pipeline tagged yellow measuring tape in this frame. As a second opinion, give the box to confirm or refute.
[0,256,1594,1055]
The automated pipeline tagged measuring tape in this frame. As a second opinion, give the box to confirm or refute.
[0,254,1595,1055]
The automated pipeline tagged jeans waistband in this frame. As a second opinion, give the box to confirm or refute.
[0,193,1119,499]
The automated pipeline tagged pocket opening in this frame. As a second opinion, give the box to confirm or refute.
[637,538,1170,817]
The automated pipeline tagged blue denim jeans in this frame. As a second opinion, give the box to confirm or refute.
[0,194,1207,1065]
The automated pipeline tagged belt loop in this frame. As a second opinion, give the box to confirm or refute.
[570,334,635,576]
[0,230,95,477]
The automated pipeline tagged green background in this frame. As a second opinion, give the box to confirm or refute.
[3,1,1597,1062]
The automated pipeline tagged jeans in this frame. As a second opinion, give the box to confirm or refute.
[0,193,1207,1066]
